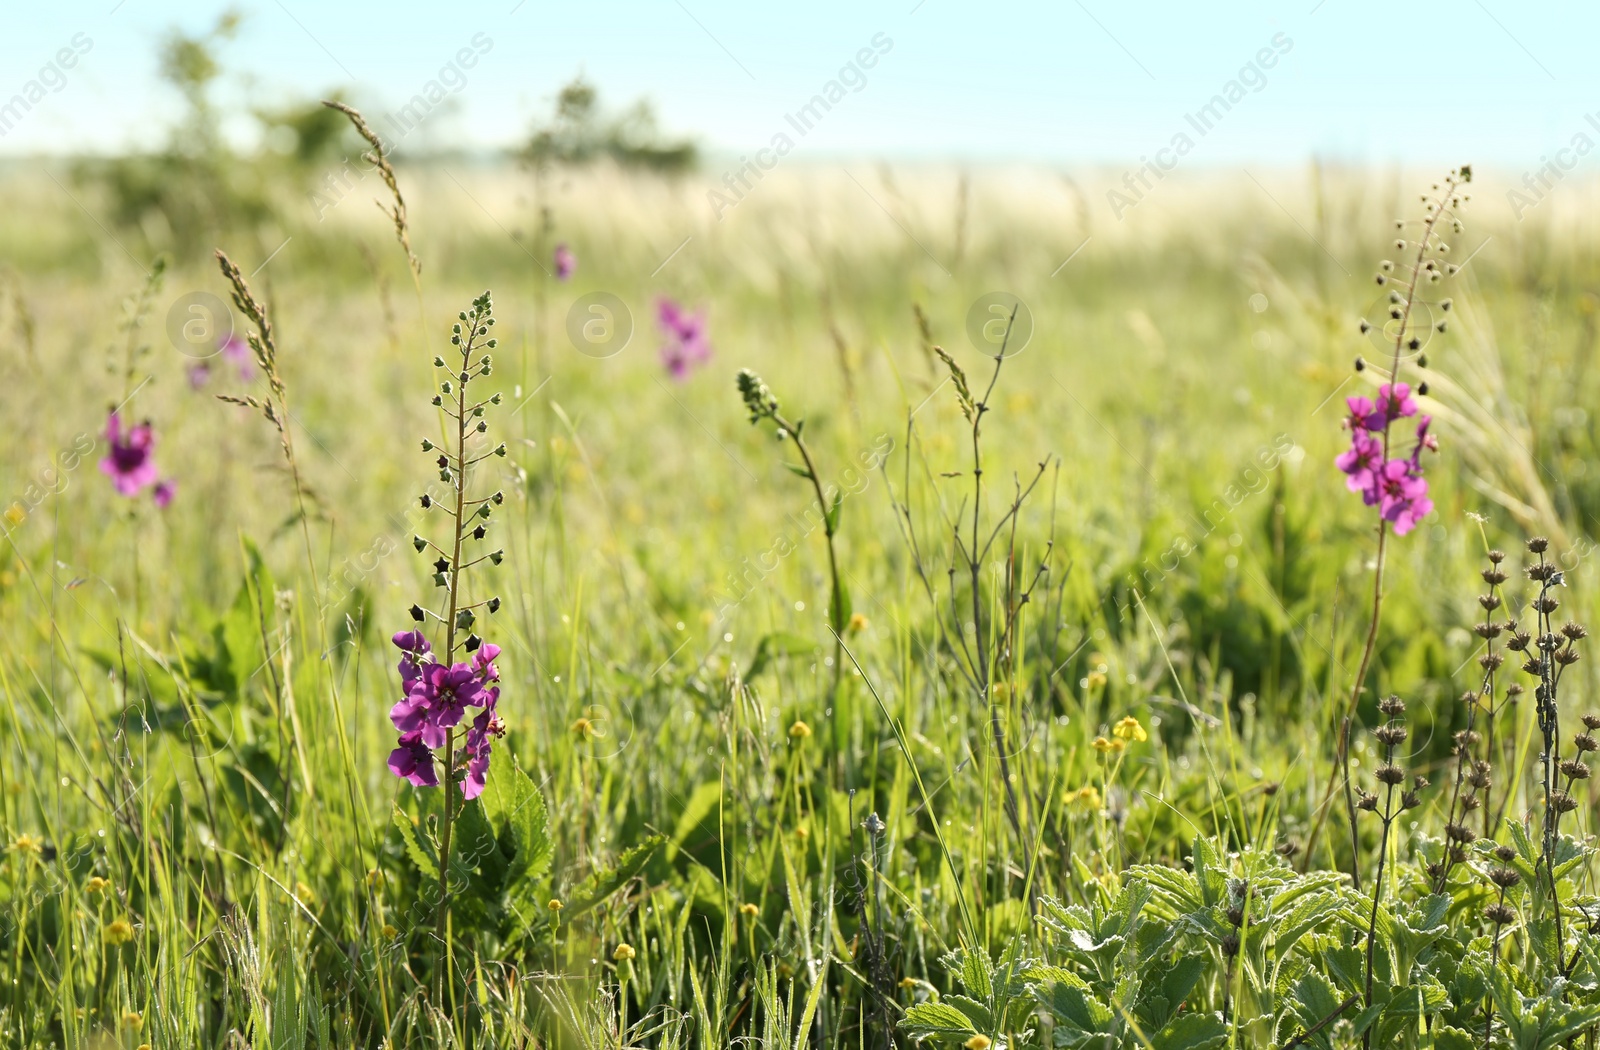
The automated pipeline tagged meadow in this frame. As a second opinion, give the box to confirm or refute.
[1,131,1599,1050]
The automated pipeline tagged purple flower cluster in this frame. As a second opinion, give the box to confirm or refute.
[188,333,256,389]
[386,631,505,798]
[100,412,176,508]
[657,297,712,380]
[1336,382,1437,536]
[554,242,576,281]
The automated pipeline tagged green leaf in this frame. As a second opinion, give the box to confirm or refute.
[564,834,665,919]
[784,463,813,480]
[899,1002,977,1037]
[480,757,551,892]
[747,632,820,679]
[829,577,852,635]
[824,488,843,535]
[943,995,993,1032]
[667,780,723,862]
[1150,1012,1227,1050]
[393,806,438,880]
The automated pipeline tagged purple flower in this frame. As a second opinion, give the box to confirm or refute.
[414,662,489,732]
[472,642,501,682]
[388,732,439,787]
[1335,432,1383,504]
[187,362,212,389]
[220,333,254,379]
[1371,383,1418,427]
[1375,459,1432,535]
[99,412,159,496]
[153,479,176,509]
[462,688,505,799]
[1344,396,1377,433]
[657,297,712,380]
[554,242,576,281]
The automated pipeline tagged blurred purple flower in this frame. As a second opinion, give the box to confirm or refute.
[187,362,212,389]
[220,333,254,379]
[99,412,158,496]
[656,297,712,380]
[554,242,576,281]
[153,480,176,509]
[1376,459,1432,535]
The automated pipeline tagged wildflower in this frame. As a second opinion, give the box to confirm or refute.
[848,612,868,633]
[1092,735,1124,754]
[553,242,576,281]
[187,361,211,388]
[571,717,594,740]
[1335,431,1383,502]
[657,297,712,380]
[461,689,505,800]
[789,720,812,740]
[3,503,24,526]
[1343,395,1377,433]
[547,898,563,912]
[85,876,110,893]
[123,1012,143,1031]
[153,479,176,509]
[1371,382,1418,426]
[295,881,315,904]
[386,732,439,787]
[965,1036,992,1050]
[614,943,636,962]
[1112,716,1147,742]
[739,902,759,917]
[1374,459,1432,536]
[382,923,399,938]
[104,918,134,944]
[11,833,42,854]
[1070,785,1102,809]
[899,976,918,990]
[99,412,158,496]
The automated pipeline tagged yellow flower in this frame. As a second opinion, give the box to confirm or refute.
[1085,670,1107,690]
[571,717,594,740]
[547,898,564,912]
[1112,716,1147,743]
[11,833,43,855]
[137,1044,152,1050]
[847,612,868,633]
[382,924,399,939]
[964,1037,992,1050]
[899,976,918,990]
[85,876,110,894]
[366,868,384,889]
[122,1011,142,1031]
[295,881,315,904]
[739,902,759,917]
[788,720,812,740]
[104,919,134,945]
[1092,736,1125,754]
[1070,786,1103,810]
[3,503,25,526]
[613,943,636,962]
[795,825,810,839]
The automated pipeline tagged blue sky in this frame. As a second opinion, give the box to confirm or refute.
[1,0,1595,168]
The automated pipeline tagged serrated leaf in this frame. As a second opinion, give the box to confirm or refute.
[667,780,723,862]
[899,1002,977,1037]
[1150,1012,1227,1050]
[393,806,438,880]
[481,757,550,892]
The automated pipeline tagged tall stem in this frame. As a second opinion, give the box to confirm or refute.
[435,323,471,994]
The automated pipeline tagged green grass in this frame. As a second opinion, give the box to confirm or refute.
[0,157,1598,1048]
